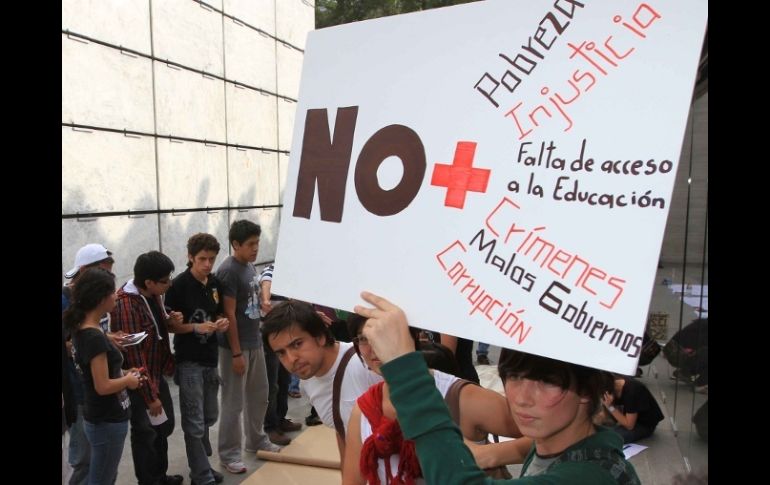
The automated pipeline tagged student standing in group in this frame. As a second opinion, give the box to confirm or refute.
[111,251,184,485]
[216,220,279,475]
[165,234,230,485]
[62,243,122,485]
[65,267,141,485]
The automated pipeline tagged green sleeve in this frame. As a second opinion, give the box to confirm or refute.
[382,352,502,484]
[383,353,629,484]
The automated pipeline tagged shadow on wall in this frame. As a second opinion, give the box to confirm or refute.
[63,177,279,286]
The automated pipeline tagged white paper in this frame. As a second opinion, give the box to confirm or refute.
[122,332,148,346]
[147,407,168,426]
[622,443,648,460]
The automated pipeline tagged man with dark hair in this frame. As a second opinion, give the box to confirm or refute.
[216,220,278,475]
[602,375,664,443]
[111,250,184,485]
[165,234,229,485]
[261,300,381,462]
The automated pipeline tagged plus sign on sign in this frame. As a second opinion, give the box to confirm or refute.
[273,0,708,374]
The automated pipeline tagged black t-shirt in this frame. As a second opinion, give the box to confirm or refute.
[73,328,130,423]
[165,269,224,367]
[616,378,664,429]
[455,337,480,384]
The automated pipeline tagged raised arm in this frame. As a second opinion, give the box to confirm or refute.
[342,404,366,485]
[355,292,495,484]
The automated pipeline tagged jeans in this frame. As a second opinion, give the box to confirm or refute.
[68,405,91,485]
[128,377,176,485]
[289,374,300,394]
[263,345,290,431]
[476,342,490,357]
[63,432,72,485]
[83,419,129,485]
[218,346,270,464]
[177,362,220,485]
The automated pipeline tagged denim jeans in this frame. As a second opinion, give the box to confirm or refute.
[83,419,129,485]
[613,423,655,444]
[128,377,175,485]
[68,405,91,485]
[177,362,220,485]
[476,342,490,357]
[289,374,300,394]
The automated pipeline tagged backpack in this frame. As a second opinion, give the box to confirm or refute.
[552,447,641,484]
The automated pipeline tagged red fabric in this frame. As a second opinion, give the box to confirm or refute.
[358,382,422,485]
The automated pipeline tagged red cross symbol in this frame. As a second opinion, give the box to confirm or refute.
[430,141,491,209]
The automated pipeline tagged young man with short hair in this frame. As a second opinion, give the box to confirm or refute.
[261,300,382,462]
[216,220,278,475]
[165,233,230,485]
[111,251,184,485]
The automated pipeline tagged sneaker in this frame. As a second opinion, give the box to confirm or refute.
[279,418,302,433]
[209,468,224,483]
[247,440,283,454]
[267,430,292,446]
[261,441,283,452]
[305,414,323,426]
[223,461,247,474]
[476,355,492,365]
[288,390,302,398]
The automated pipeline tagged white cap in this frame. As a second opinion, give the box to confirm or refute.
[64,243,113,279]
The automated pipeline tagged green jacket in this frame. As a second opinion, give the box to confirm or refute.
[382,352,640,484]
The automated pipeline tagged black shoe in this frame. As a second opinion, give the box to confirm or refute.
[305,414,322,426]
[280,418,302,432]
[160,475,184,485]
[476,355,492,365]
[209,469,224,484]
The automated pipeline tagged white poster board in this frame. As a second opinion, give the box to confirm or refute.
[273,0,708,374]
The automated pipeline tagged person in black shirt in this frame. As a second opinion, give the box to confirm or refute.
[64,268,142,485]
[165,233,230,485]
[602,375,664,443]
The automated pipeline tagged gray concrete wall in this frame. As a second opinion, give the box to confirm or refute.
[62,0,314,282]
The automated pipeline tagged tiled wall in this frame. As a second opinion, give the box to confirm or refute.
[62,0,314,282]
